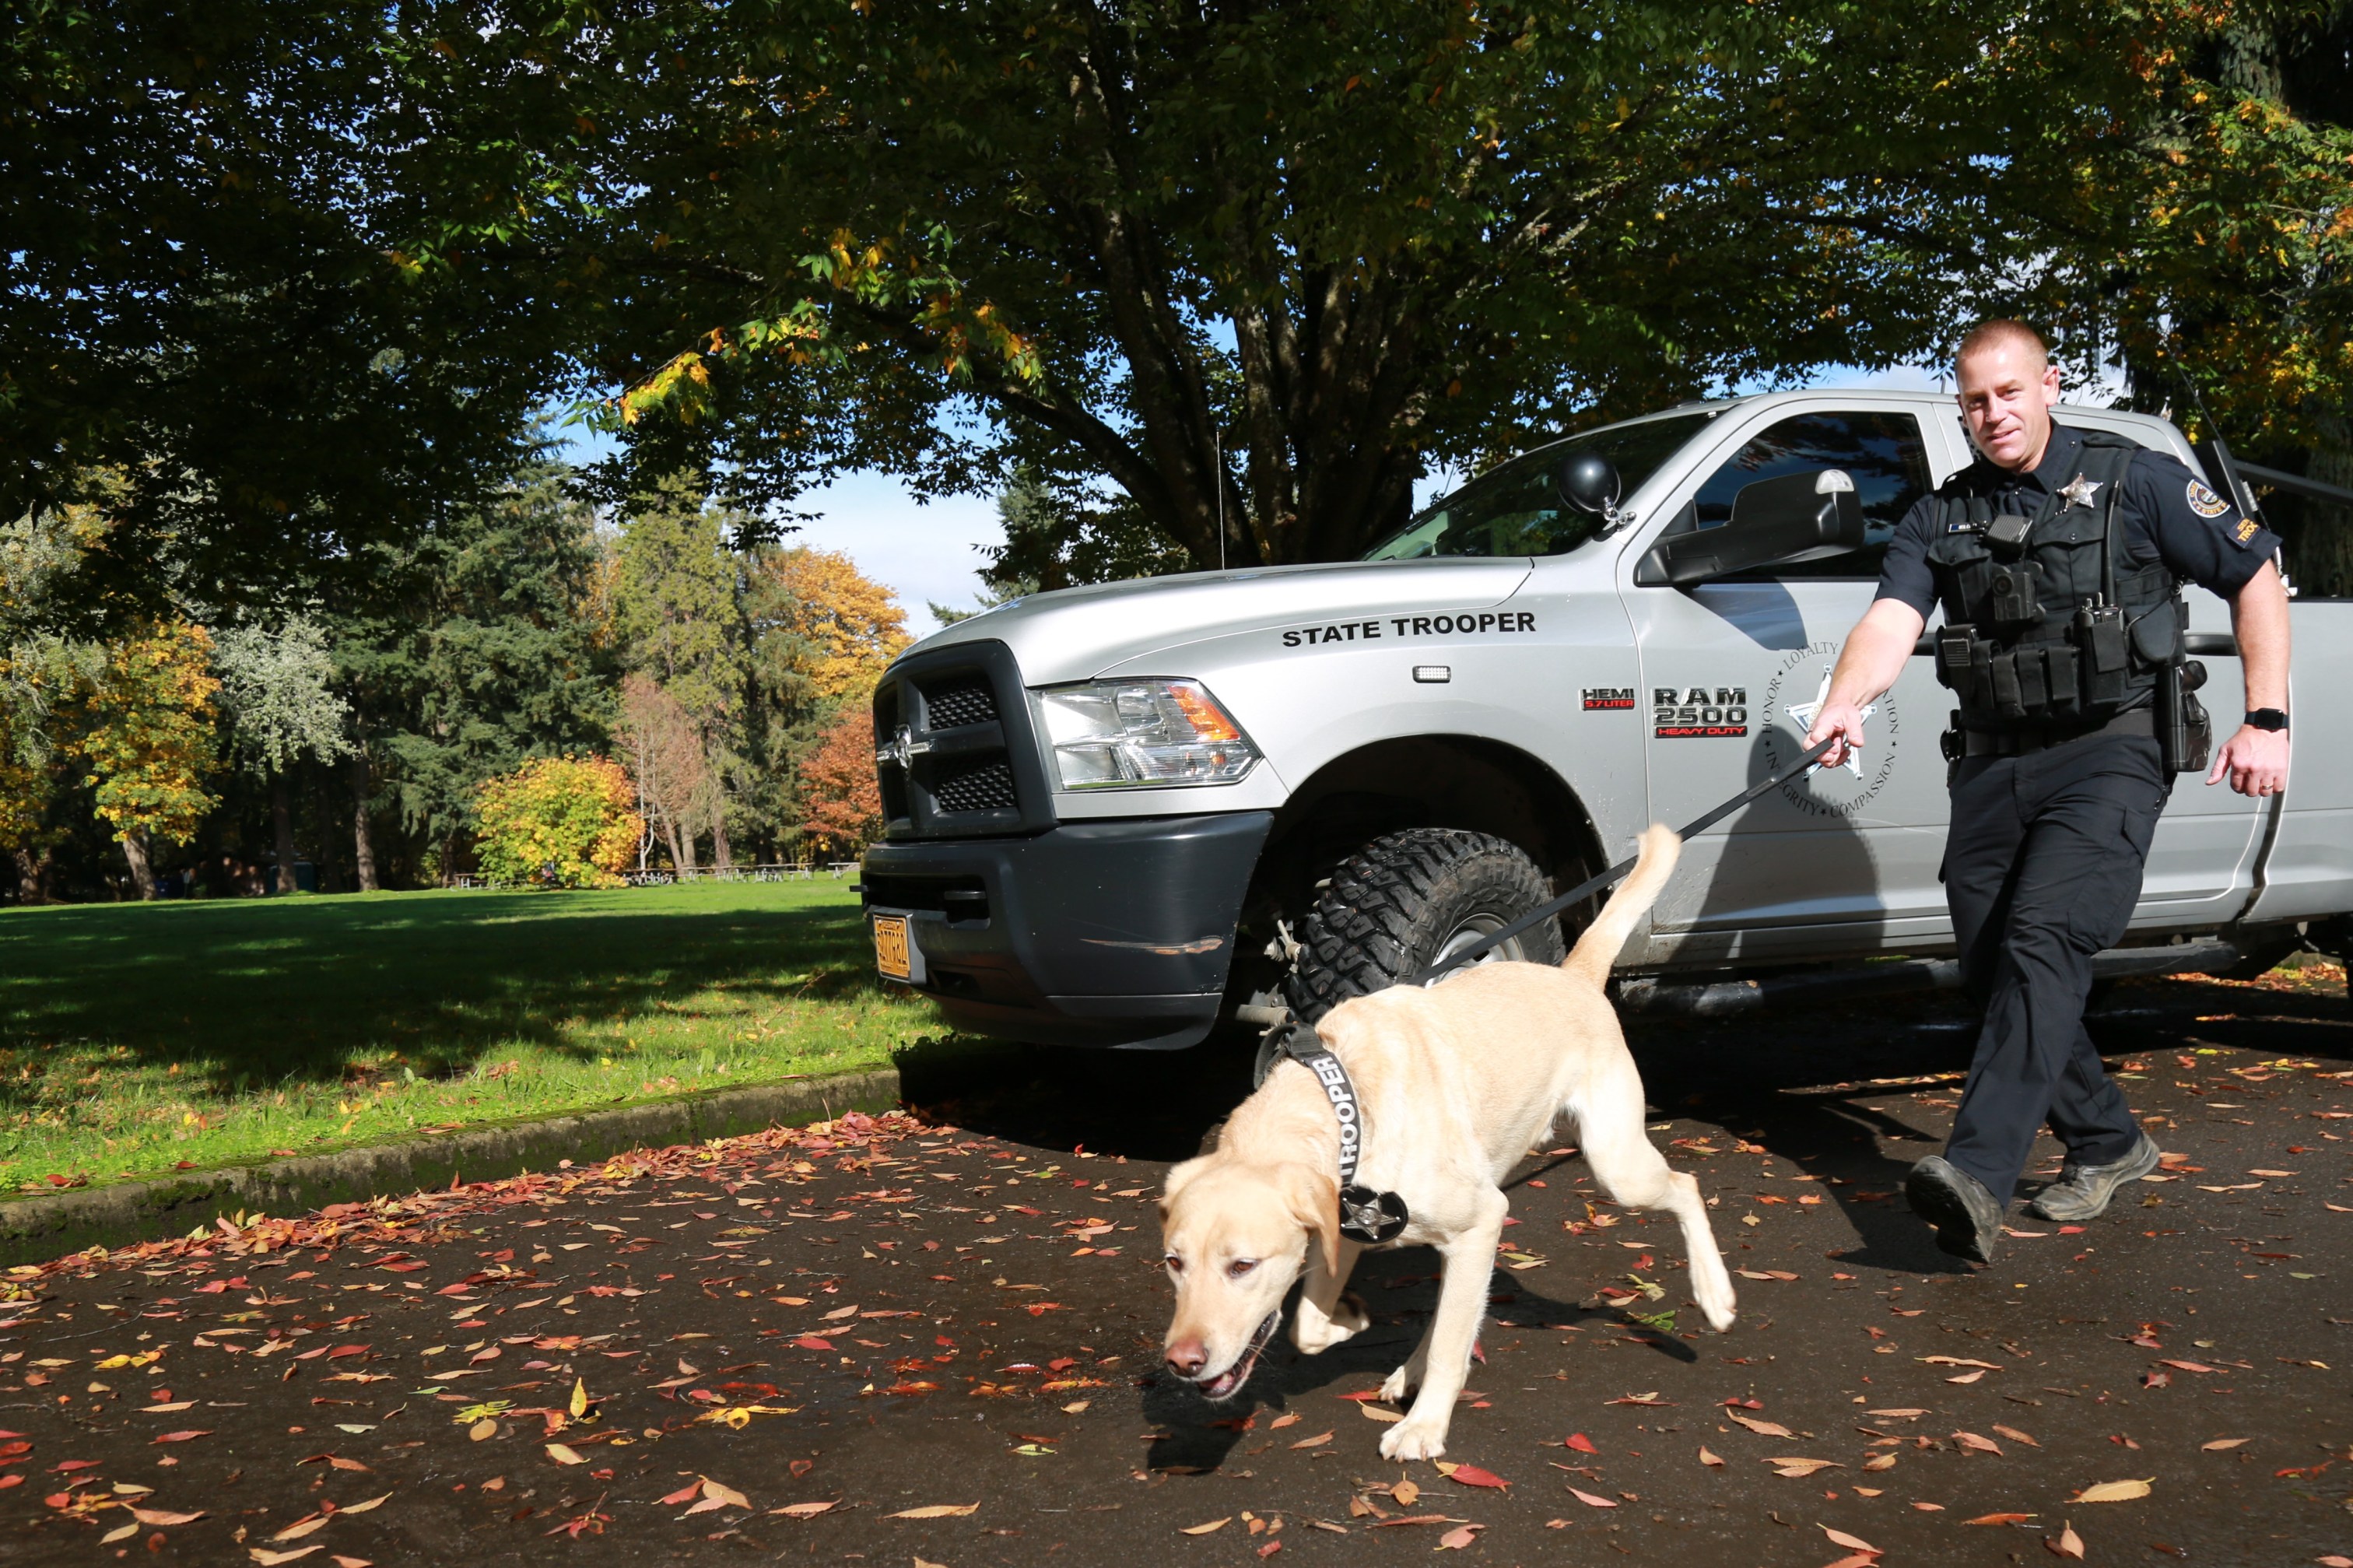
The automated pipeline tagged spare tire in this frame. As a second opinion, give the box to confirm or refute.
[1282,828,1567,1027]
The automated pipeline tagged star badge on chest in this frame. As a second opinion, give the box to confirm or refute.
[2056,474,2103,510]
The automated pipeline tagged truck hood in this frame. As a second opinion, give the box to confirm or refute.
[905,556,1533,685]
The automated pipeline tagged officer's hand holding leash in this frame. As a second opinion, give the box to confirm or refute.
[1802,598,1926,770]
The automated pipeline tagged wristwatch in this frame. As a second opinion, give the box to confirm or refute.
[2245,708,2289,733]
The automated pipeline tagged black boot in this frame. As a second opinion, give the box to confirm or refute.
[1905,1156,2003,1263]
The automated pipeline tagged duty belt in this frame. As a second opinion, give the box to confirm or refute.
[1953,705,2155,759]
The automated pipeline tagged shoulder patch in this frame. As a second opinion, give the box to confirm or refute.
[2230,515,2260,548]
[2186,479,2231,518]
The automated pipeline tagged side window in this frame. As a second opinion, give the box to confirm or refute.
[1669,411,1931,579]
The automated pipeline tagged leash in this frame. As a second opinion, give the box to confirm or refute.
[1408,733,1840,987]
[1263,732,1839,1244]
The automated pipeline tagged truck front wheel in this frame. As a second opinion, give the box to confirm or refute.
[1281,827,1568,1030]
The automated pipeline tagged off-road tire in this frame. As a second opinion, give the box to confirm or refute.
[1282,828,1566,1027]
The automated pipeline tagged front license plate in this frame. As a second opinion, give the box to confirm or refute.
[872,914,912,980]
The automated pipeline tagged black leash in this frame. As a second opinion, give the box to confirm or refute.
[1266,731,1839,1245]
[1408,734,1840,987]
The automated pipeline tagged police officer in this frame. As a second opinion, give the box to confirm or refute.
[1804,320,2292,1262]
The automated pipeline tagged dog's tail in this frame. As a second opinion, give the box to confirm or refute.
[1562,824,1681,988]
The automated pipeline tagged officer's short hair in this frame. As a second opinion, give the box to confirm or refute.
[1956,319,2049,370]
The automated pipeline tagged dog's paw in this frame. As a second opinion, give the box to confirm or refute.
[1377,1364,1418,1405]
[1292,1294,1367,1355]
[1378,1415,1450,1463]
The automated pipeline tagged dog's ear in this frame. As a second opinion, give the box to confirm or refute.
[1159,1155,1210,1224]
[1280,1163,1340,1278]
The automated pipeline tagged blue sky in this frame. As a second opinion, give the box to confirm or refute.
[562,363,1953,628]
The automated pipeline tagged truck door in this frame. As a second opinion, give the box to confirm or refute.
[1624,405,1952,965]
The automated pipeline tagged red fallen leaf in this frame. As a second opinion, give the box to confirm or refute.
[1565,1433,1599,1454]
[658,1483,701,1506]
[52,1460,98,1472]
[791,1337,835,1352]
[380,1263,426,1274]
[1257,1542,1283,1558]
[1047,1358,1078,1372]
[2157,1359,2216,1374]
[1335,1391,1389,1402]
[1008,1205,1041,1216]
[1024,1303,1064,1317]
[2142,1371,2171,1389]
[0,1475,20,1490]
[195,1282,227,1295]
[1721,1398,1763,1410]
[1964,1513,2034,1525]
[1445,1464,1510,1490]
[1568,1487,1618,1508]
[152,1430,210,1443]
[326,1347,368,1360]
[1436,1526,1482,1550]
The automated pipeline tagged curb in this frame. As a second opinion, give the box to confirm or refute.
[0,1068,902,1268]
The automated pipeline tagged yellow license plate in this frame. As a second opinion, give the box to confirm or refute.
[871,914,912,980]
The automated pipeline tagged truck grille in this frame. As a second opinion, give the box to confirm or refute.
[931,756,1017,813]
[869,640,1053,840]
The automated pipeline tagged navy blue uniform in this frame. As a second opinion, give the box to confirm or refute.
[1871,423,2281,1208]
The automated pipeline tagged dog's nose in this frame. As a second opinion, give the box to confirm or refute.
[1165,1338,1207,1377]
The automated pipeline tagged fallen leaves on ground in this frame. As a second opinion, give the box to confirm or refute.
[2070,1479,2153,1503]
[889,1502,981,1518]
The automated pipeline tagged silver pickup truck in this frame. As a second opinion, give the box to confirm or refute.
[861,389,2351,1062]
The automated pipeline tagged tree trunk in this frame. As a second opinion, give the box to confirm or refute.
[666,816,692,874]
[272,773,298,894]
[710,802,733,872]
[11,846,50,905]
[349,751,379,892]
[121,830,157,900]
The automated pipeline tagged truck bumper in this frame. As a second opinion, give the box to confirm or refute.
[861,810,1273,1050]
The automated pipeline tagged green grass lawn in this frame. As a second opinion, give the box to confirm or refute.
[0,880,942,1194]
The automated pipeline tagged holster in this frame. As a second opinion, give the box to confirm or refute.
[2155,658,2211,775]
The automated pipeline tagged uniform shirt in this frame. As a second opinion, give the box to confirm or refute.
[1874,421,2282,619]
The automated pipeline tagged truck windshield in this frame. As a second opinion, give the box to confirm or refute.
[1363,412,1713,561]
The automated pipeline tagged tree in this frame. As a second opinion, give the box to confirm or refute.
[212,616,353,893]
[611,473,749,867]
[615,672,710,873]
[796,707,884,858]
[464,0,2350,570]
[3,2,566,636]
[71,620,220,898]
[337,454,613,886]
[472,755,643,889]
[744,547,911,703]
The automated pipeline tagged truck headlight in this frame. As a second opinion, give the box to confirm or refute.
[1036,679,1261,790]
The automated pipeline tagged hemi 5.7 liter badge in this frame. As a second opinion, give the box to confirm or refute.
[1654,686,1749,738]
[1581,687,1636,710]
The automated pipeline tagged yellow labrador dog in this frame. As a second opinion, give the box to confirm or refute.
[1159,826,1734,1461]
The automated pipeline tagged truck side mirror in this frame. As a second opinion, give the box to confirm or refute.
[1633,469,1867,587]
[1558,454,1621,517]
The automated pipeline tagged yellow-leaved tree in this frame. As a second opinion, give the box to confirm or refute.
[749,546,910,703]
[473,755,646,889]
[68,619,221,899]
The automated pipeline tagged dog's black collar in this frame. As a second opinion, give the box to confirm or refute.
[1276,1022,1409,1245]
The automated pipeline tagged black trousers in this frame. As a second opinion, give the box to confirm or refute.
[1941,734,2169,1205]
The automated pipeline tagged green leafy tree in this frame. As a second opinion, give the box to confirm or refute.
[439,0,2351,568]
[610,472,749,868]
[3,2,563,635]
[213,616,352,893]
[338,457,615,886]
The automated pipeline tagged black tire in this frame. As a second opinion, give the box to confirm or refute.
[1282,828,1567,1026]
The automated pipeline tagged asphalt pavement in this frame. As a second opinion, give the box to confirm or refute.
[5,962,2348,1566]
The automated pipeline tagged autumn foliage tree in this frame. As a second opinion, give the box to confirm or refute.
[72,620,222,898]
[472,755,645,889]
[796,707,883,857]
